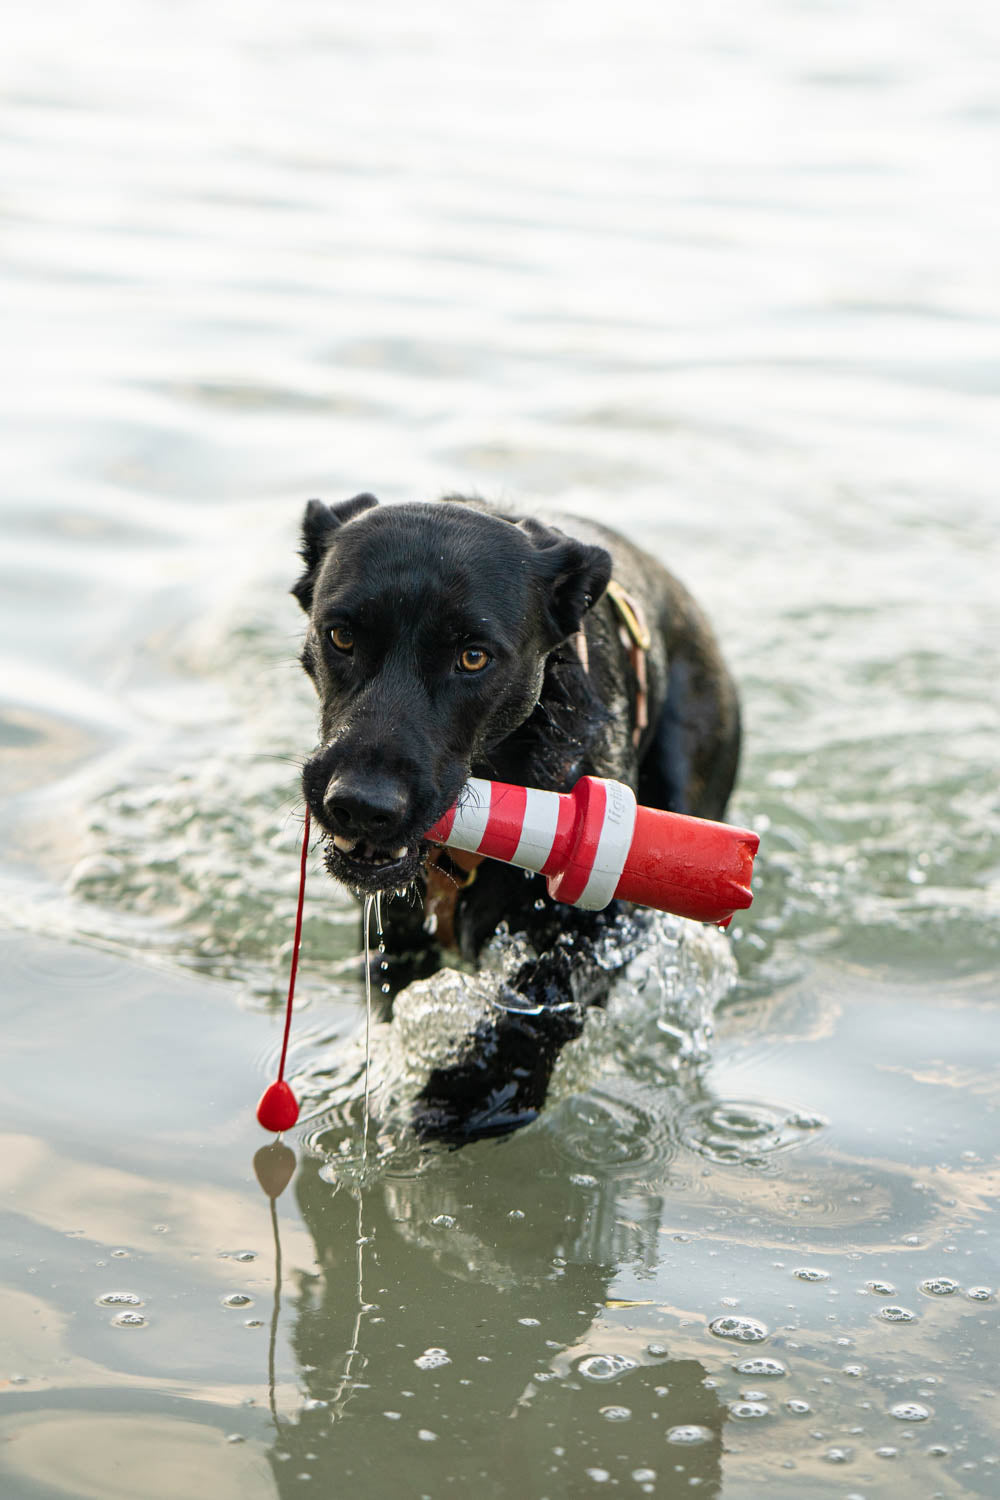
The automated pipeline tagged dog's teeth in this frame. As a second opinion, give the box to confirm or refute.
[392,845,408,860]
[333,835,357,853]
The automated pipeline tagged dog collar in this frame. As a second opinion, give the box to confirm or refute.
[575,577,651,748]
[424,845,482,949]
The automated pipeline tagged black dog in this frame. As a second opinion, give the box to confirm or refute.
[294,495,741,1135]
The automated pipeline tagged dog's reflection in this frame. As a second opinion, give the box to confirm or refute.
[259,1132,724,1497]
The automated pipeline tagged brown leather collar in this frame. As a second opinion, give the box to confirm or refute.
[423,845,482,950]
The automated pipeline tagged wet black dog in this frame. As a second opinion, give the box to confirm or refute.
[294,494,741,1134]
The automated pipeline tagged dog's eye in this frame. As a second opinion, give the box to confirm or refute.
[330,625,354,653]
[458,646,490,673]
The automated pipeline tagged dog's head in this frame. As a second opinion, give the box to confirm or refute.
[293,495,611,894]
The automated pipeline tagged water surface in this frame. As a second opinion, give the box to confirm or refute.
[1,1,998,1496]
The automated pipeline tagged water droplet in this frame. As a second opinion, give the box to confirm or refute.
[519,1317,540,1327]
[647,1343,669,1358]
[875,1447,898,1459]
[890,1402,930,1422]
[585,1469,610,1483]
[823,1448,852,1464]
[729,1401,769,1420]
[244,1319,264,1328]
[417,1430,437,1442]
[570,1173,598,1188]
[112,1311,147,1328]
[666,1425,712,1445]
[222,1294,253,1309]
[414,1348,451,1371]
[709,1315,768,1343]
[233,1251,257,1263]
[577,1353,639,1382]
[508,1209,525,1221]
[792,1267,830,1282]
[683,1100,824,1165]
[431,1214,456,1228]
[226,1433,245,1444]
[600,1405,631,1421]
[878,1305,916,1323]
[734,1357,786,1377]
[97,1292,143,1307]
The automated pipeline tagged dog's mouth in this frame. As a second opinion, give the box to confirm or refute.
[322,833,426,893]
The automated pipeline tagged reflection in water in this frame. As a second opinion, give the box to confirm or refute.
[253,1143,298,1436]
[261,1147,724,1497]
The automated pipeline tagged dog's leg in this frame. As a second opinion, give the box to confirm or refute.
[405,871,647,1140]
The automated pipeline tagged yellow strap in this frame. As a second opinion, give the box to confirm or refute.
[606,578,652,651]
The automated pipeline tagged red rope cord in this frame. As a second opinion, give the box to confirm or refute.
[277,807,310,1084]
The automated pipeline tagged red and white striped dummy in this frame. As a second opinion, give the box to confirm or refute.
[425,776,759,927]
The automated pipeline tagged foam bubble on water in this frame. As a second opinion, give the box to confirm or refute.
[878,1305,916,1322]
[734,1357,786,1377]
[966,1286,993,1301]
[577,1353,640,1382]
[414,1347,452,1370]
[709,1315,769,1343]
[666,1425,713,1445]
[785,1399,811,1414]
[919,1276,959,1296]
[792,1267,830,1282]
[600,1405,632,1421]
[890,1402,931,1421]
[222,1293,253,1309]
[865,1280,896,1295]
[96,1292,143,1307]
[111,1311,147,1327]
[728,1400,770,1419]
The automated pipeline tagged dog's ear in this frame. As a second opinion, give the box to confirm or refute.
[292,493,379,611]
[518,518,612,647]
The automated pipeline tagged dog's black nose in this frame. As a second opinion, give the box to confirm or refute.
[323,774,408,840]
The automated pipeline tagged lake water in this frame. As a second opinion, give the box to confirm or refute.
[1,1,998,1496]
